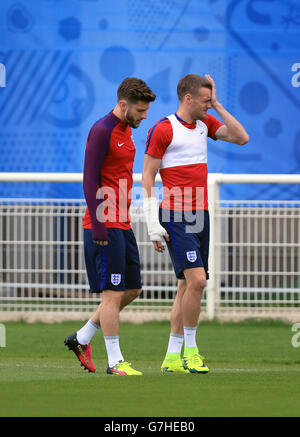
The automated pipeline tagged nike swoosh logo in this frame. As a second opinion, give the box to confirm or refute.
[118,142,124,147]
[200,131,204,135]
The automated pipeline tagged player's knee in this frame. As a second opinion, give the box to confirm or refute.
[128,288,142,299]
[102,290,123,307]
[189,276,206,293]
[177,280,186,295]
[198,276,207,290]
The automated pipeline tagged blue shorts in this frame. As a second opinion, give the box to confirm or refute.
[84,228,142,292]
[159,209,210,280]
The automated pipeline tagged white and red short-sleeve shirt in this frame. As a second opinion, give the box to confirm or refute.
[145,113,222,211]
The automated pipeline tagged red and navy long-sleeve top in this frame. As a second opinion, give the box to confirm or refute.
[83,110,136,240]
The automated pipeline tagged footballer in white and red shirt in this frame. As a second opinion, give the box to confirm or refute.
[145,111,223,279]
[142,73,248,374]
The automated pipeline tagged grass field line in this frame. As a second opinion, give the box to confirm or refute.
[0,362,79,370]
[212,367,300,373]
[1,362,300,373]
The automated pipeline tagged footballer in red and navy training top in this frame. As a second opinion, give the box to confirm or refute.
[83,110,136,241]
[145,112,223,211]
[65,78,157,377]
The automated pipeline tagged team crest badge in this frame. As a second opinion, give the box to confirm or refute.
[186,251,197,262]
[111,274,121,286]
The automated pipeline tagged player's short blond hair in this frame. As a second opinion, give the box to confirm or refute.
[177,74,212,101]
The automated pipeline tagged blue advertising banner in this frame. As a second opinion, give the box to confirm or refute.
[0,0,299,200]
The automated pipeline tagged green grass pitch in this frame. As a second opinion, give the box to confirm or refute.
[0,319,300,417]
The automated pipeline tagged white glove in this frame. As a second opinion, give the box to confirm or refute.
[143,197,168,242]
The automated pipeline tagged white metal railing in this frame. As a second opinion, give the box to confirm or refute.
[0,172,300,322]
[207,174,300,321]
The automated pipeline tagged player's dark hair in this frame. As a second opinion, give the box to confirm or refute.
[117,77,156,104]
[177,74,212,101]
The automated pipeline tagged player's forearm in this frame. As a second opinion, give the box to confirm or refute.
[83,174,108,241]
[83,156,101,228]
[142,170,157,198]
[213,101,249,145]
[83,134,109,241]
[142,168,167,242]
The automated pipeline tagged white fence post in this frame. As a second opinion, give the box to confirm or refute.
[0,324,6,347]
[206,174,221,320]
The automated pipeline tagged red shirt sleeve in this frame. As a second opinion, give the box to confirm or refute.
[203,114,223,140]
[145,117,173,158]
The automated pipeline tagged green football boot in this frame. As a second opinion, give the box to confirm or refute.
[161,353,189,374]
[107,361,143,375]
[182,348,209,374]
